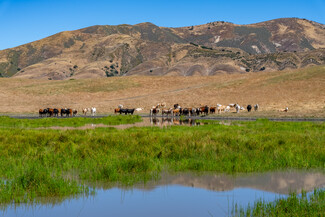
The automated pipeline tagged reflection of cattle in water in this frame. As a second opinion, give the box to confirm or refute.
[150,117,160,125]
[119,108,135,115]
[150,117,200,126]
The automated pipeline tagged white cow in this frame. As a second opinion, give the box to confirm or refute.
[235,104,241,113]
[91,107,97,116]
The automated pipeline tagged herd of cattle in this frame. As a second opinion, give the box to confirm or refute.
[39,107,96,117]
[114,103,261,116]
[39,103,289,117]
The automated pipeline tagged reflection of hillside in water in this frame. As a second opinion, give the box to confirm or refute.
[123,171,325,195]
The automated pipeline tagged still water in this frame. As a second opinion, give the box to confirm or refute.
[3,171,325,217]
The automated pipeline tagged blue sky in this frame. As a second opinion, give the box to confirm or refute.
[1,0,324,50]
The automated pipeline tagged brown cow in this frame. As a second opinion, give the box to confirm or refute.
[173,108,181,116]
[114,108,120,114]
[210,107,216,114]
[47,108,54,117]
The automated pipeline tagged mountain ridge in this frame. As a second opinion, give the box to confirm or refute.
[0,18,324,79]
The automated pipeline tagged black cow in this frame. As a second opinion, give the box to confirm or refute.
[119,108,135,115]
[53,109,59,117]
[247,105,252,112]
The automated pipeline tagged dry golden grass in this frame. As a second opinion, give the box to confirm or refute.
[0,65,324,117]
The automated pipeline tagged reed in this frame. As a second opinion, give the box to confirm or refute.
[0,119,324,206]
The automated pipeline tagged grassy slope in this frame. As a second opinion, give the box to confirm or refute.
[0,65,324,117]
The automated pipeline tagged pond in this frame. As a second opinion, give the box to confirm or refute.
[35,117,216,130]
[3,170,325,217]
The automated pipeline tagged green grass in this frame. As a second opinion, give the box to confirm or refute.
[233,189,325,216]
[0,115,142,128]
[0,119,324,206]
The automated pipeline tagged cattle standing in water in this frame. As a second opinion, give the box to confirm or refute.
[247,105,252,112]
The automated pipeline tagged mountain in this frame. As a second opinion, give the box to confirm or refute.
[0,18,324,79]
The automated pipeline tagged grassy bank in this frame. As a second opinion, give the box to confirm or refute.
[0,119,324,205]
[0,115,142,128]
[233,189,325,216]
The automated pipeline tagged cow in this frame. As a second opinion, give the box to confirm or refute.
[190,108,197,116]
[247,105,252,112]
[114,108,120,114]
[150,107,160,116]
[217,105,226,114]
[91,107,96,116]
[162,108,173,116]
[73,109,78,116]
[254,104,259,111]
[199,106,209,116]
[279,107,289,112]
[39,109,48,117]
[120,108,135,115]
[53,108,59,117]
[82,108,90,116]
[135,108,144,112]
[173,108,182,116]
[61,108,67,117]
[67,109,73,117]
[210,107,216,114]
[47,108,54,117]
[182,108,191,116]
[235,104,241,113]
[126,108,135,115]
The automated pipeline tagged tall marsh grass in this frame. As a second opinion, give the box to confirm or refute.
[0,119,324,206]
[0,115,141,128]
[233,189,325,216]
